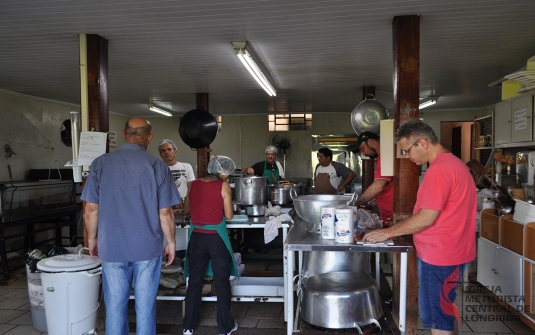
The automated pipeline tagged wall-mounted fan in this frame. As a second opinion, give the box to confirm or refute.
[269,133,292,173]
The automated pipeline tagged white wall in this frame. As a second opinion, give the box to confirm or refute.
[0,89,490,184]
[0,91,79,182]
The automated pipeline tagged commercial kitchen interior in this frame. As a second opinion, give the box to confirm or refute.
[0,257,534,334]
[2,1,535,334]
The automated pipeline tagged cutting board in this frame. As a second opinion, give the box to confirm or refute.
[228,215,249,222]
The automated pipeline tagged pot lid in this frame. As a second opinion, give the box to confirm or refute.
[178,109,218,149]
[37,253,102,272]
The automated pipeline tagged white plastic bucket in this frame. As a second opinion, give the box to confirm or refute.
[334,208,354,243]
[320,207,336,239]
[26,265,47,332]
[37,248,102,335]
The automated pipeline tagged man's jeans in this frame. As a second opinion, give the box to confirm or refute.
[102,256,162,335]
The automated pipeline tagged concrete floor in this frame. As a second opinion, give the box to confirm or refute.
[1,253,535,334]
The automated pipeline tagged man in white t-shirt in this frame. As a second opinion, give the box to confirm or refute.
[158,139,196,200]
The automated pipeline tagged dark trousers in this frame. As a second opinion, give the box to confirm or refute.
[183,232,234,333]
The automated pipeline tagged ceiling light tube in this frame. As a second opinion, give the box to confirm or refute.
[149,105,172,116]
[419,98,438,109]
[232,41,277,96]
[237,51,276,96]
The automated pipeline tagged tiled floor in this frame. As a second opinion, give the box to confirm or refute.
[1,256,535,334]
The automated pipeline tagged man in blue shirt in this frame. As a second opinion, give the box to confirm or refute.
[82,117,180,335]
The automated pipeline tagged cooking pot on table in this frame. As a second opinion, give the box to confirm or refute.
[350,94,388,135]
[232,201,242,214]
[245,204,267,217]
[235,176,266,205]
[267,185,291,206]
[178,109,218,149]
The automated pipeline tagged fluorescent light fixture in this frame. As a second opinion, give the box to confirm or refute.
[148,104,172,117]
[419,97,438,109]
[232,41,277,96]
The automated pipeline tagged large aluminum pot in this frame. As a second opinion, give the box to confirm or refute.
[292,194,352,227]
[267,183,306,205]
[269,185,291,206]
[350,94,388,135]
[286,183,306,198]
[234,176,266,205]
[301,251,370,278]
[300,272,383,329]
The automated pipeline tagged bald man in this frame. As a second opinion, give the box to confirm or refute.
[82,117,180,334]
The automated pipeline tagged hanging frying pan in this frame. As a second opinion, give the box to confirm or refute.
[178,109,218,149]
[350,94,388,135]
[60,119,72,147]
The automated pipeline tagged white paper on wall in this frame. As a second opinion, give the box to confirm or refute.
[78,131,107,166]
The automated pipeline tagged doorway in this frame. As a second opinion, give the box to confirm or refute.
[440,121,474,163]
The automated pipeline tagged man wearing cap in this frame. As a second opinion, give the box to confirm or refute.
[245,146,285,184]
[353,131,393,218]
[314,147,357,194]
[158,139,196,200]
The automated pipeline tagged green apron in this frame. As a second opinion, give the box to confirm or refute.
[263,161,280,184]
[184,218,239,279]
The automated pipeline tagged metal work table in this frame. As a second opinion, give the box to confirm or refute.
[132,214,292,319]
[284,219,413,335]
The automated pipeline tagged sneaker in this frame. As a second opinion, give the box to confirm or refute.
[220,320,238,335]
[183,329,194,335]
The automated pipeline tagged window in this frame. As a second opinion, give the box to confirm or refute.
[268,114,312,131]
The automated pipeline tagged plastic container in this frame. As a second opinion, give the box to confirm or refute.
[513,199,535,224]
[334,207,355,243]
[37,248,102,335]
[26,264,47,332]
[482,198,494,210]
[320,207,336,239]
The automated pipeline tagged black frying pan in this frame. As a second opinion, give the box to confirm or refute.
[178,109,218,149]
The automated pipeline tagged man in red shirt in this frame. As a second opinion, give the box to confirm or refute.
[364,119,476,335]
[352,131,393,218]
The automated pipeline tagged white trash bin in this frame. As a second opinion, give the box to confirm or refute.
[26,264,47,332]
[37,248,102,335]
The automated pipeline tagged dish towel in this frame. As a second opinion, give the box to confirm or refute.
[264,214,293,244]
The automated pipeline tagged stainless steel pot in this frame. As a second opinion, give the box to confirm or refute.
[232,201,242,214]
[269,185,291,206]
[234,176,266,205]
[292,194,353,230]
[267,183,306,205]
[300,272,383,329]
[287,183,306,197]
[301,251,370,278]
[245,204,267,217]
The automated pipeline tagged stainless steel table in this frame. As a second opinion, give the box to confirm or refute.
[284,219,413,335]
[135,214,292,319]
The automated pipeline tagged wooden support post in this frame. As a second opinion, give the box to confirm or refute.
[392,15,420,335]
[81,34,109,333]
[86,34,109,137]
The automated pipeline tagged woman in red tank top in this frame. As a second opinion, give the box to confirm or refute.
[182,155,239,335]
